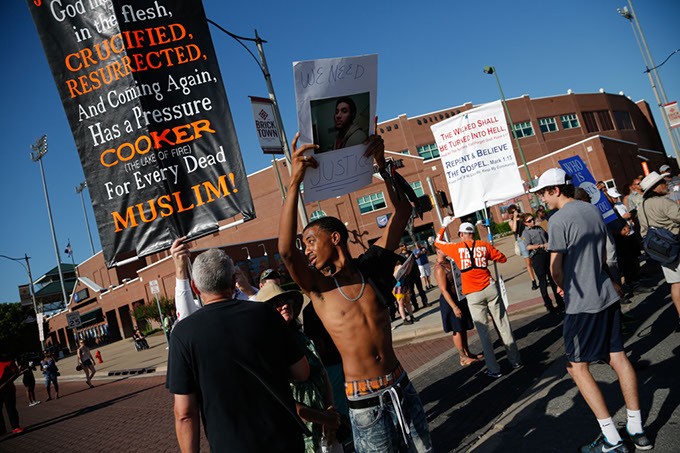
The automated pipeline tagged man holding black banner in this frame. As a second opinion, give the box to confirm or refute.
[166,247,310,452]
[279,133,432,452]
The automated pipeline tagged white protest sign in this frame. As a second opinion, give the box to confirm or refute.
[293,55,377,202]
[250,96,284,153]
[431,101,525,217]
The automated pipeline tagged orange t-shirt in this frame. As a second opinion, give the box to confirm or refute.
[434,227,507,295]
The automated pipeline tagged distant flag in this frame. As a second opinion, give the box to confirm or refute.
[64,240,73,258]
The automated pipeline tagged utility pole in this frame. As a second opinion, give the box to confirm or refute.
[30,135,69,308]
[75,181,96,256]
[618,1,680,167]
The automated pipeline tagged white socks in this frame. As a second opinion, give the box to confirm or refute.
[597,417,622,445]
[627,409,643,435]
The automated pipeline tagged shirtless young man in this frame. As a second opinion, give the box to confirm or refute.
[279,133,432,452]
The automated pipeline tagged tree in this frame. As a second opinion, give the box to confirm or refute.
[132,296,175,325]
[0,303,41,355]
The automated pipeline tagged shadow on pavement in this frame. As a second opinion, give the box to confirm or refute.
[0,381,165,441]
[469,280,678,452]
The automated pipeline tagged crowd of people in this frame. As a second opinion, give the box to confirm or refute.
[4,124,676,452]
[161,136,680,453]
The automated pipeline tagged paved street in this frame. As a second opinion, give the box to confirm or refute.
[2,244,679,452]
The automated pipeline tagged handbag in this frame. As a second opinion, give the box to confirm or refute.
[642,200,680,265]
[76,364,83,371]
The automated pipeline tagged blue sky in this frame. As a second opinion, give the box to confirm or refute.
[1,0,678,303]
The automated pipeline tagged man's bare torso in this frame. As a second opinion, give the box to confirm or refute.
[310,276,398,382]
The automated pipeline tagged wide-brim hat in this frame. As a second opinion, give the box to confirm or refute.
[640,171,669,194]
[254,282,303,318]
[529,168,571,193]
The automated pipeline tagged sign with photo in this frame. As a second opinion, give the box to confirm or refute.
[293,55,377,202]
[431,101,525,217]
[27,0,255,266]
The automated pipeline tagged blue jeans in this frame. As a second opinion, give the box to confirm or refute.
[349,380,432,452]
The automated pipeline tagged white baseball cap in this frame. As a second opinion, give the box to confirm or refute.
[606,188,622,199]
[659,164,671,173]
[459,222,475,233]
[529,168,572,193]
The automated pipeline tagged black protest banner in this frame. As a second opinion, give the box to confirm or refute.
[27,0,255,266]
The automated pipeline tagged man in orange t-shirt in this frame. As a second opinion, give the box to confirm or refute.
[435,218,522,378]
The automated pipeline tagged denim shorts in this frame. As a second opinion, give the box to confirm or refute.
[349,379,432,452]
[44,372,58,388]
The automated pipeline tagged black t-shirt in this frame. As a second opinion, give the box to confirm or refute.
[167,299,305,452]
[355,245,400,308]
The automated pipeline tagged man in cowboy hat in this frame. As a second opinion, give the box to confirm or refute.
[166,247,310,452]
[532,168,652,452]
[638,170,680,331]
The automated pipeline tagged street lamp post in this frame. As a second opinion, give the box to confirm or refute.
[31,135,69,308]
[0,254,44,350]
[483,66,539,206]
[618,1,680,167]
[75,181,96,256]
[206,20,309,227]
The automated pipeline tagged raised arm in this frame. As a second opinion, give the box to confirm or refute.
[171,238,200,320]
[278,133,320,293]
[371,137,413,252]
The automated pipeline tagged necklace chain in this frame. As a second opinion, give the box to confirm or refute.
[332,271,365,302]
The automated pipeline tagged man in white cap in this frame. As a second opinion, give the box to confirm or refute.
[638,170,680,331]
[659,164,680,196]
[434,219,521,378]
[532,168,652,453]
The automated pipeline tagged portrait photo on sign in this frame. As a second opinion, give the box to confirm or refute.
[310,92,370,153]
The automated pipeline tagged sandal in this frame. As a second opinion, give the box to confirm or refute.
[460,357,478,367]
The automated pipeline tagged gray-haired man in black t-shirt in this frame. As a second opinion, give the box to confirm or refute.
[166,248,310,452]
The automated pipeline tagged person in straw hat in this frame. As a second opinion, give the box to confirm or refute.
[638,170,680,331]
[256,283,341,453]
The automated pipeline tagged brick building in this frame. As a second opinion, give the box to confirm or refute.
[43,91,672,350]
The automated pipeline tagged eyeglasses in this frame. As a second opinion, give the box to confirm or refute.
[525,219,535,224]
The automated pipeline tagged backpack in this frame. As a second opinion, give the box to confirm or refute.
[642,200,680,265]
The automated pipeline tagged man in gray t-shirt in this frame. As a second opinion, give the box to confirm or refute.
[530,168,652,453]
[547,200,619,314]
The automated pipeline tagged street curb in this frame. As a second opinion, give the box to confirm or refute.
[392,295,546,347]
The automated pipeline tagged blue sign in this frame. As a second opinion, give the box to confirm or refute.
[558,156,617,224]
[376,214,391,228]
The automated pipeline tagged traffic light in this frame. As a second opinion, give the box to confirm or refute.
[437,190,450,208]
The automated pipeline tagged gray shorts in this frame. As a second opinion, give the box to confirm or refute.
[662,257,680,284]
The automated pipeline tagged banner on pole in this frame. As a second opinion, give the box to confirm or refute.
[430,100,525,217]
[37,313,45,342]
[664,101,680,129]
[27,0,255,266]
[558,156,617,224]
[250,96,284,154]
[293,54,377,202]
